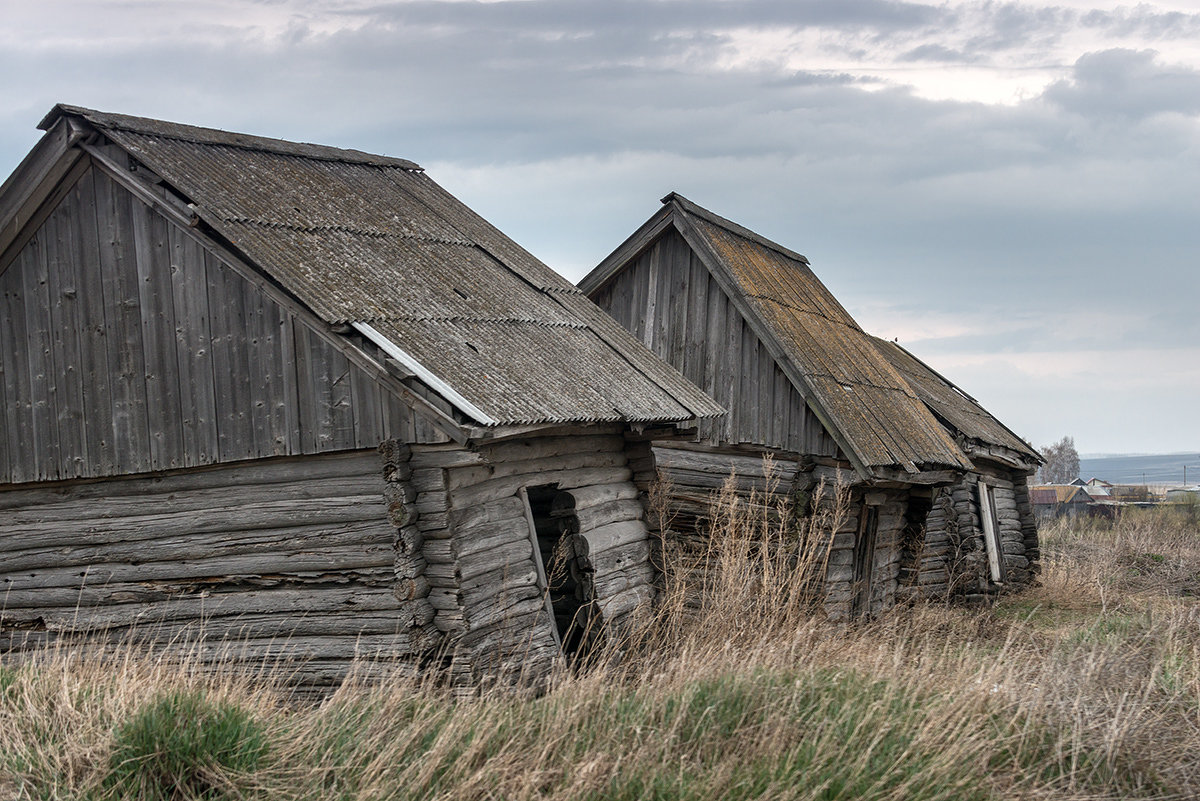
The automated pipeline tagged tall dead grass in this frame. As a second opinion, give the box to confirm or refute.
[3,491,1199,800]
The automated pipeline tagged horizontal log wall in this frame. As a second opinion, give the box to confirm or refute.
[408,425,652,686]
[643,443,909,620]
[0,163,444,485]
[819,485,909,621]
[0,450,435,684]
[590,229,840,456]
[909,465,1039,602]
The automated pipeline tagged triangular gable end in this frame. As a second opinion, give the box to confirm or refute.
[0,156,458,484]
[582,194,974,481]
[584,205,847,466]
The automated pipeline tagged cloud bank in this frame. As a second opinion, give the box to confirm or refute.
[2,0,1198,453]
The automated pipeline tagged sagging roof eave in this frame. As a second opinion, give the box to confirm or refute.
[887,339,1043,466]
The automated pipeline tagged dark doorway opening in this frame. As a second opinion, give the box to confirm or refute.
[851,505,879,618]
[523,484,590,657]
[898,492,932,595]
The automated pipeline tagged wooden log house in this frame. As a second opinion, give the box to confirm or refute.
[580,193,1040,618]
[872,337,1041,601]
[0,106,722,686]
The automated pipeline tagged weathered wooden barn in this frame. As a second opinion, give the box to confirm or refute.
[871,337,1041,601]
[0,106,722,686]
[581,193,985,619]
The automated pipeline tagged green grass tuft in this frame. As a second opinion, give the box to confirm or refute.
[103,689,266,801]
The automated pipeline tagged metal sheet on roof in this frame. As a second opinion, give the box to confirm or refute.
[62,106,723,427]
[680,207,972,473]
[369,317,700,425]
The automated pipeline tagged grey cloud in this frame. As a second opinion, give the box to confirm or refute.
[1082,6,1200,39]
[1043,49,1200,119]
[897,43,977,62]
[352,0,941,36]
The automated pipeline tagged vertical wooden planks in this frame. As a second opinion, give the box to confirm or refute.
[683,248,707,386]
[665,236,689,375]
[132,199,184,470]
[45,197,88,480]
[205,249,254,462]
[0,264,8,482]
[278,313,302,455]
[255,294,292,456]
[641,242,660,349]
[240,271,279,458]
[22,232,59,480]
[1,243,34,483]
[73,167,116,476]
[384,391,416,444]
[168,225,218,466]
[326,347,357,451]
[292,321,355,453]
[772,366,789,451]
[95,171,151,474]
[292,320,320,453]
[724,302,743,443]
[350,366,384,449]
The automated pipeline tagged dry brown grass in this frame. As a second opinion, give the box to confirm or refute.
[3,497,1199,800]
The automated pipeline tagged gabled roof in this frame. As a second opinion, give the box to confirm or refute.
[581,193,972,478]
[870,336,1041,468]
[21,105,721,430]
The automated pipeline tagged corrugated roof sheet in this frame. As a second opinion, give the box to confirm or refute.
[48,105,723,427]
[664,196,972,474]
[1029,488,1058,505]
[871,336,1040,463]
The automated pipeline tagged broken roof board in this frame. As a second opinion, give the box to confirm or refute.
[20,105,722,430]
[581,193,972,478]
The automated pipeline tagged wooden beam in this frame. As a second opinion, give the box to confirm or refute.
[0,118,87,270]
[519,486,562,653]
[79,141,200,229]
[577,205,674,295]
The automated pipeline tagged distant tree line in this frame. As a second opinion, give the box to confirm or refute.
[1038,436,1080,484]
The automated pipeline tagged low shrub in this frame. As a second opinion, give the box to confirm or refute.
[103,689,266,801]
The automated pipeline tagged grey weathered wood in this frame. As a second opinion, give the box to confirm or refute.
[23,234,59,480]
[576,519,647,558]
[449,465,633,509]
[1,163,463,482]
[132,197,184,470]
[551,482,638,514]
[45,198,87,479]
[94,168,151,474]
[0,118,84,267]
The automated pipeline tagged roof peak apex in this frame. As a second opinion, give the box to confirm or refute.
[660,191,810,266]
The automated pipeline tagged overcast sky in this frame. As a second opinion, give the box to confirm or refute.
[3,0,1198,457]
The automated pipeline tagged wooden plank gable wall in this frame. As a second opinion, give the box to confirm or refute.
[0,161,443,485]
[589,228,840,457]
